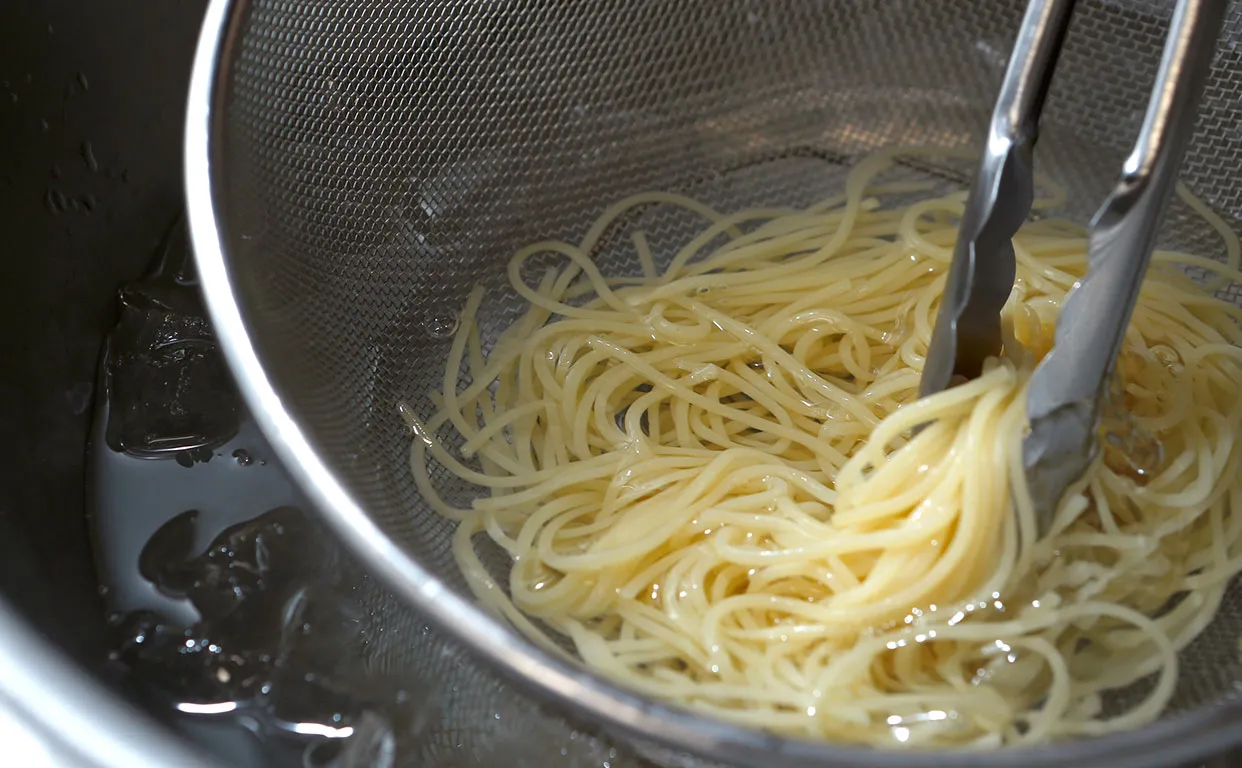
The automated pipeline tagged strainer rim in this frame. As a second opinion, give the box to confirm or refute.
[184,0,1242,764]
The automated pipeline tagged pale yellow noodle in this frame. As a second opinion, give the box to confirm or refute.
[403,151,1242,748]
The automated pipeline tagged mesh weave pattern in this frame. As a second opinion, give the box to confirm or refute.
[210,0,1242,763]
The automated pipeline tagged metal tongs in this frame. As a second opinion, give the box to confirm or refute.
[919,0,1225,534]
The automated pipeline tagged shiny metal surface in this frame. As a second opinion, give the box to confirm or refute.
[921,0,1075,395]
[1025,0,1226,532]
[187,0,1242,765]
[0,0,245,765]
[0,596,223,768]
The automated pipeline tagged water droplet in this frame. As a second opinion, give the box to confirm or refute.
[1150,344,1184,375]
[972,38,1008,70]
[44,188,67,215]
[64,381,93,415]
[1100,372,1163,483]
[232,449,253,467]
[425,310,459,339]
[174,447,214,468]
[81,141,98,172]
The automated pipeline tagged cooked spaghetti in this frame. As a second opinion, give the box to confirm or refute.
[402,150,1242,747]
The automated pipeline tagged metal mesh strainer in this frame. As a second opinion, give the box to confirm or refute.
[186,0,1242,764]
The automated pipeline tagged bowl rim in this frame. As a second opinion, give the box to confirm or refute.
[0,596,223,768]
